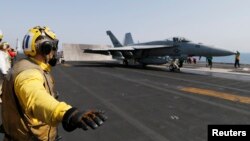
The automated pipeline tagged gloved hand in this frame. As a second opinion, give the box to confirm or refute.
[62,107,107,132]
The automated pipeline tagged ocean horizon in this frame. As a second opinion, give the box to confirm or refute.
[198,53,250,65]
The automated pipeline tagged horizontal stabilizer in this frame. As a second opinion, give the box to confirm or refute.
[84,49,110,55]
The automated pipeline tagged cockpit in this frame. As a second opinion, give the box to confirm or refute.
[166,37,191,43]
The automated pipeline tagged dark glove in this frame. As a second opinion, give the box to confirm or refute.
[62,107,107,132]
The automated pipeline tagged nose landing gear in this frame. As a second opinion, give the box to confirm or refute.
[169,59,181,72]
[169,64,180,72]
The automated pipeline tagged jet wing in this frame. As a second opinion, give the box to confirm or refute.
[132,45,173,50]
[83,46,134,55]
[86,46,135,51]
[83,45,175,56]
[84,45,174,51]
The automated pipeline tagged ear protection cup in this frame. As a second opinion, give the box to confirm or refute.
[39,41,52,55]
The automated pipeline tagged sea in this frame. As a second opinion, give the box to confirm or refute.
[198,53,250,65]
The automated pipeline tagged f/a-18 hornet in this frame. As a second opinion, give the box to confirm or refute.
[84,30,235,71]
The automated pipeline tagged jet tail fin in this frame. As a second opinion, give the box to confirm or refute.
[123,33,134,46]
[106,30,123,47]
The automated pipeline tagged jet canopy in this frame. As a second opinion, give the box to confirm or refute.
[166,37,191,43]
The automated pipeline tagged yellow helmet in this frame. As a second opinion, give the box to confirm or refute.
[23,26,58,57]
[2,42,10,49]
[0,30,3,41]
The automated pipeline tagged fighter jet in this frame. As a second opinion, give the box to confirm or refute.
[84,30,235,71]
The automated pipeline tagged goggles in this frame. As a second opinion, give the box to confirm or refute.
[38,38,59,52]
[41,39,58,51]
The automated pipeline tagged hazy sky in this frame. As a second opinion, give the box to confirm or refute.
[1,0,250,52]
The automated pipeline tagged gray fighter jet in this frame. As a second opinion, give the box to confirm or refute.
[84,30,235,71]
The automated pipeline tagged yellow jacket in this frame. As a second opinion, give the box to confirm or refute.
[1,58,72,140]
[235,54,240,60]
[14,58,71,126]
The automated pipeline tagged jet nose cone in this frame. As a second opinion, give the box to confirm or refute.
[218,49,235,56]
[203,45,235,56]
[223,49,235,56]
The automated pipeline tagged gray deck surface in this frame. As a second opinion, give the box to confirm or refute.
[1,62,250,141]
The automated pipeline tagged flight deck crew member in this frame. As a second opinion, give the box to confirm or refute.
[206,56,213,70]
[234,51,240,68]
[1,26,107,141]
[0,32,10,103]
[1,42,11,71]
[7,48,17,67]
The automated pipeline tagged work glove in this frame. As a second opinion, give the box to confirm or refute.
[62,107,107,132]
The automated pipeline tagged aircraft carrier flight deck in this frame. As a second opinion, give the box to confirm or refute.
[10,62,247,141]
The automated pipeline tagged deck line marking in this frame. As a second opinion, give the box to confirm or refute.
[180,87,250,104]
[92,69,250,116]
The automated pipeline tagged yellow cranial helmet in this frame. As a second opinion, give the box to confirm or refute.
[0,30,3,41]
[23,26,58,57]
[2,42,10,49]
